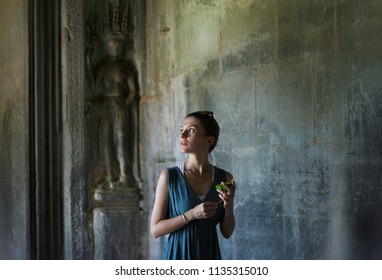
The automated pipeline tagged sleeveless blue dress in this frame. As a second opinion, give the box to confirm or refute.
[162,164,227,260]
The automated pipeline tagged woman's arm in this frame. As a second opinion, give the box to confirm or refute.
[218,171,236,238]
[150,169,219,238]
[150,169,184,238]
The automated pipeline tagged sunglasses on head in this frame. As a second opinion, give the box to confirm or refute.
[194,111,214,117]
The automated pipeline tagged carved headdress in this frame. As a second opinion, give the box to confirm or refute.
[101,0,129,42]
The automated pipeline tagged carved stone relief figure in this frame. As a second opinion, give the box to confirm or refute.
[85,0,140,199]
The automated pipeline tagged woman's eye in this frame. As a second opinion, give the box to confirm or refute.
[189,128,195,133]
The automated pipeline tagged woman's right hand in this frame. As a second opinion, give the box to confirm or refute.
[191,202,218,219]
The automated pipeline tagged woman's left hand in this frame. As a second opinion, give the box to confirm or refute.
[217,179,236,211]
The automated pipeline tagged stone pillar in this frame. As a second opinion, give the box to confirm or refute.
[63,0,146,259]
[93,188,141,259]
[85,0,143,259]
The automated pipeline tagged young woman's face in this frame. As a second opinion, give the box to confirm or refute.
[179,117,213,154]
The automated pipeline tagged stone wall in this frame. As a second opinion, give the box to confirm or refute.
[0,0,29,259]
[142,0,382,259]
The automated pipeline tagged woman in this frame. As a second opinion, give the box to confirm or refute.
[150,111,236,260]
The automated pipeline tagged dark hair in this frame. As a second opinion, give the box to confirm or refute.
[186,111,220,152]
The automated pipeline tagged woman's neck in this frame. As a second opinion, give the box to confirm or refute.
[185,154,211,177]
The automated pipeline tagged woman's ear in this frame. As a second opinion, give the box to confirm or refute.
[206,136,216,148]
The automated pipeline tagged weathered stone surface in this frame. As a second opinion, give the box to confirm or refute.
[0,0,28,260]
[93,207,145,259]
[144,0,382,259]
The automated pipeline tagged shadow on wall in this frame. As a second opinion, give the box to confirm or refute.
[353,217,382,259]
